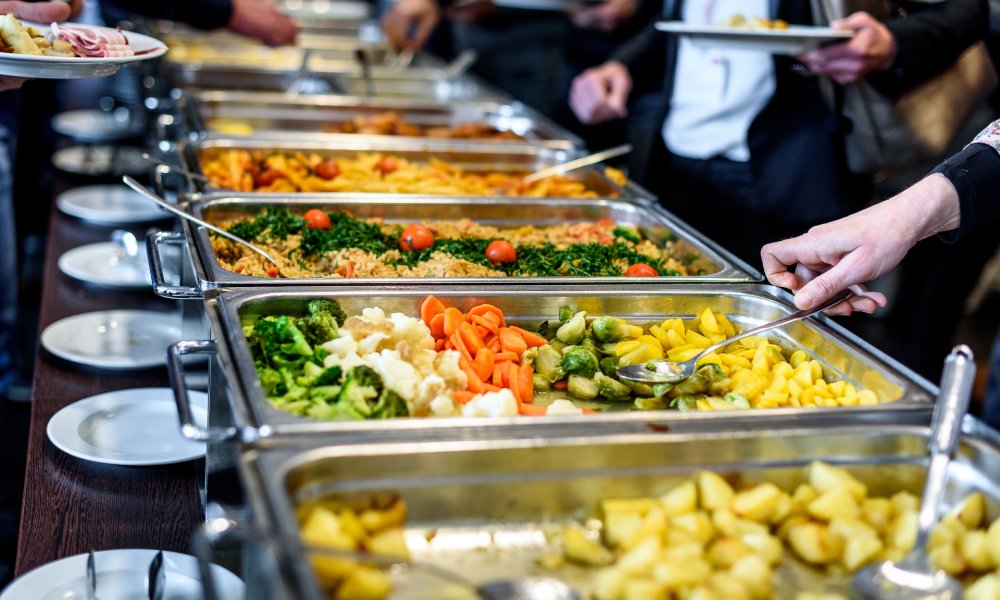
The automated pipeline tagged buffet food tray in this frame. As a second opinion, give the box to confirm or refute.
[175,136,650,200]
[148,194,747,296]
[168,286,934,443]
[180,91,584,150]
[234,420,1000,599]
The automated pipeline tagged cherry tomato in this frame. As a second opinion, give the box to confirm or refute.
[253,169,285,188]
[266,266,280,278]
[304,208,331,230]
[314,159,340,180]
[625,263,659,277]
[485,240,517,264]
[399,224,434,251]
[374,156,399,176]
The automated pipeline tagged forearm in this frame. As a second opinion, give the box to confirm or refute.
[611,21,664,79]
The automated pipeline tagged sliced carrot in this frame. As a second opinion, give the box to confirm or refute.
[451,332,473,362]
[457,321,485,355]
[492,364,504,387]
[452,390,477,404]
[468,304,506,327]
[499,328,528,355]
[519,363,534,404]
[428,313,446,339]
[443,307,465,337]
[519,403,547,416]
[420,295,446,324]
[553,379,568,391]
[510,326,548,349]
[482,383,502,393]
[474,325,490,340]
[434,338,446,351]
[507,361,522,406]
[470,314,500,336]
[582,408,597,414]
[482,311,502,327]
[486,337,502,354]
[492,351,519,363]
[474,347,494,382]
[460,359,486,393]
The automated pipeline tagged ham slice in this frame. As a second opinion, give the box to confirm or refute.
[48,23,134,58]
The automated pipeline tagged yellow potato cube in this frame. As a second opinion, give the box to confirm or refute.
[661,541,705,563]
[777,514,813,542]
[828,517,878,542]
[807,462,867,501]
[950,492,986,529]
[986,517,1000,566]
[807,488,860,521]
[716,313,737,337]
[888,510,919,551]
[652,559,712,589]
[660,481,698,516]
[622,509,668,551]
[706,572,751,600]
[686,330,712,347]
[741,532,784,566]
[359,498,406,533]
[890,491,919,516]
[592,567,627,600]
[842,536,883,571]
[729,554,773,600]
[336,509,369,544]
[617,536,661,574]
[333,565,392,600]
[367,528,409,560]
[929,543,966,575]
[669,512,715,545]
[787,522,844,564]
[731,483,785,523]
[616,340,642,356]
[712,509,769,537]
[861,498,894,534]
[698,471,735,510]
[961,530,996,571]
[604,512,643,548]
[622,578,667,600]
[648,325,671,349]
[563,524,613,566]
[665,328,687,349]
[965,573,1000,600]
[707,536,750,568]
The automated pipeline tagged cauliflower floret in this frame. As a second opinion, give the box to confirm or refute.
[322,333,358,359]
[416,374,450,407]
[434,350,467,390]
[429,394,458,417]
[368,350,421,401]
[360,306,386,324]
[389,312,435,350]
[462,389,518,418]
[358,332,390,355]
[323,351,367,371]
[545,399,584,416]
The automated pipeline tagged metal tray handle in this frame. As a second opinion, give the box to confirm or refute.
[146,230,203,299]
[168,339,249,443]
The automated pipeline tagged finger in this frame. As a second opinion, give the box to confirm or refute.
[793,252,868,309]
[761,236,819,281]
[605,70,630,116]
[5,1,72,22]
[408,16,436,51]
[380,13,407,50]
[765,270,802,291]
[831,12,877,32]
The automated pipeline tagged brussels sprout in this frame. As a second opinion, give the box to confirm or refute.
[549,339,568,354]
[558,306,575,323]
[671,363,724,396]
[567,375,599,400]
[723,392,751,409]
[670,395,702,411]
[534,345,565,383]
[599,356,618,377]
[579,334,599,357]
[556,311,587,345]
[596,342,619,356]
[561,346,599,378]
[652,382,675,398]
[635,396,669,411]
[594,372,633,402]
[533,374,553,392]
[591,317,631,343]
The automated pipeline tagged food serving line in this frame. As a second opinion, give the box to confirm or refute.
[10,12,1000,600]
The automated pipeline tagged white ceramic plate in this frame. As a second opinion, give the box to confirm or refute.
[56,184,165,224]
[0,22,167,79]
[41,309,181,370]
[58,242,151,289]
[655,21,853,54]
[51,108,143,142]
[52,146,151,178]
[46,387,206,466]
[0,549,243,600]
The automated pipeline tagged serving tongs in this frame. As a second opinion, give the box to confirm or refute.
[122,176,285,277]
[852,345,975,599]
[522,144,631,184]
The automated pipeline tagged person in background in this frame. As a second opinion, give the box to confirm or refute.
[760,118,1000,426]
[569,0,987,265]
[102,0,297,46]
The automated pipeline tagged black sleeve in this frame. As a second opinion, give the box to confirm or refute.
[931,142,1000,242]
[102,0,233,31]
[611,21,666,86]
[867,0,989,99]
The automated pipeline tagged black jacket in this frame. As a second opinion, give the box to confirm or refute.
[933,142,1000,241]
[101,0,233,31]
[614,0,988,225]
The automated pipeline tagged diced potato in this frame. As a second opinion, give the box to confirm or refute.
[335,509,369,544]
[890,491,919,516]
[563,524,613,566]
[950,492,986,530]
[334,565,392,600]
[787,522,844,564]
[965,573,1000,600]
[929,542,967,575]
[741,533,784,566]
[731,483,785,523]
[622,578,667,600]
[961,529,996,571]
[604,511,643,549]
[828,517,878,542]
[300,507,361,582]
[535,551,565,571]
[986,517,1000,566]
[660,481,698,516]
[807,462,867,501]
[359,497,406,533]
[887,510,919,551]
[860,498,894,534]
[698,471,735,510]
[616,536,661,575]
[770,493,796,524]
[652,558,712,589]
[729,554,772,600]
[707,536,750,568]
[841,536,883,571]
[622,509,668,551]
[367,528,409,560]
[669,511,715,545]
[776,514,813,542]
[713,510,769,537]
[807,488,860,522]
[661,541,705,564]
[593,566,628,600]
[705,572,751,600]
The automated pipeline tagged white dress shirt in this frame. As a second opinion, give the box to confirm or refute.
[662,0,776,162]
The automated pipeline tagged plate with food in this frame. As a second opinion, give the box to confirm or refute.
[0,15,167,78]
[655,17,852,54]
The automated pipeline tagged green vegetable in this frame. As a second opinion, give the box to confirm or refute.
[671,363,724,397]
[723,392,751,410]
[558,306,574,322]
[622,378,654,397]
[591,316,630,343]
[594,372,632,402]
[561,346,599,378]
[635,396,669,411]
[598,356,618,377]
[338,365,383,417]
[370,388,410,419]
[533,345,565,383]
[567,374,599,400]
[532,374,552,392]
[670,395,702,411]
[652,381,675,398]
[556,310,587,345]
[612,226,641,244]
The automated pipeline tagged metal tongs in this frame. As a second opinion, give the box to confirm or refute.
[522,144,632,184]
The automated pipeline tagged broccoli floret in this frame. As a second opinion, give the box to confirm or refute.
[315,365,343,386]
[258,367,285,396]
[370,388,410,419]
[612,226,641,244]
[297,300,344,347]
[251,315,313,370]
[308,401,364,421]
[274,315,313,357]
[309,385,343,403]
[337,366,383,417]
[308,299,347,326]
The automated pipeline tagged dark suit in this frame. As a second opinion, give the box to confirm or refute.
[612,0,988,263]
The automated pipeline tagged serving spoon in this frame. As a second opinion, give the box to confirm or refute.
[617,287,855,384]
[851,344,975,599]
[522,144,632,184]
[121,176,284,276]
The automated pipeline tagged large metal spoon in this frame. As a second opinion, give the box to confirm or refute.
[121,176,284,276]
[852,344,975,599]
[137,153,214,184]
[617,288,853,384]
[522,144,632,184]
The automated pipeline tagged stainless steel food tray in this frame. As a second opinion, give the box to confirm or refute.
[180,91,583,150]
[234,419,1000,599]
[148,194,749,297]
[168,63,509,102]
[176,136,650,201]
[168,286,934,444]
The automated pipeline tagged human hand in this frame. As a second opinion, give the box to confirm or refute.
[569,60,631,124]
[227,0,298,47]
[800,11,897,84]
[445,0,496,24]
[760,174,961,315]
[0,75,27,91]
[568,0,636,32]
[381,0,440,52]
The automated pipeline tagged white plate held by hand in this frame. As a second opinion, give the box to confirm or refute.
[41,310,181,370]
[47,387,207,466]
[0,549,243,600]
[655,21,853,54]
